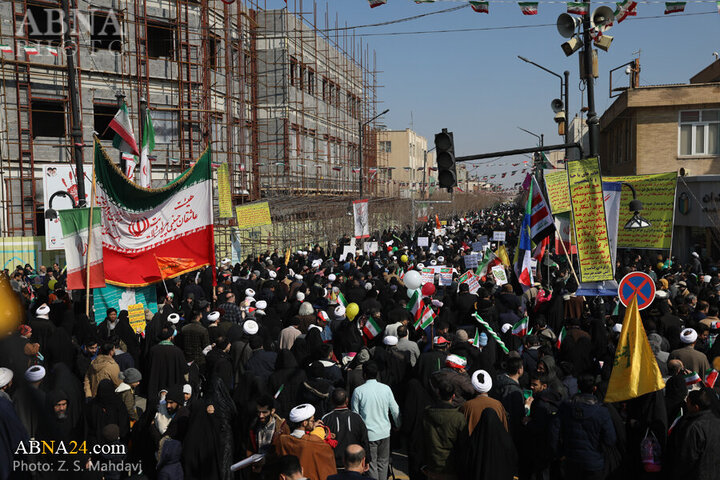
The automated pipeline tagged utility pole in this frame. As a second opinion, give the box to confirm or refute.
[61,0,86,207]
[564,70,570,159]
[359,108,389,198]
[582,12,599,157]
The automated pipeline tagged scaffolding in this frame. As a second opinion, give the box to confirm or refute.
[0,0,382,257]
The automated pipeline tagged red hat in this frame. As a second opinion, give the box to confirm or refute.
[433,335,449,346]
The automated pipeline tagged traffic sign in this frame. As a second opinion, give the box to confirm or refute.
[618,272,656,310]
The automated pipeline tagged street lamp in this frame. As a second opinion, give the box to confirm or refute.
[517,56,570,159]
[359,108,389,197]
[621,182,651,229]
[44,190,77,220]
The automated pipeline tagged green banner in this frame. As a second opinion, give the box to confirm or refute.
[605,172,677,250]
[568,158,614,282]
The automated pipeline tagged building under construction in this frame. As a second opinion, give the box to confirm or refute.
[0,0,389,255]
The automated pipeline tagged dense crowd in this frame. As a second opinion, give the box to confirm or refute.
[1,202,720,480]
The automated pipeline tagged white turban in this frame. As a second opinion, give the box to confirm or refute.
[308,324,322,333]
[268,270,277,279]
[245,288,256,298]
[36,304,50,319]
[471,370,492,393]
[183,384,192,395]
[681,328,698,344]
[255,300,267,310]
[383,335,398,346]
[25,365,46,382]
[243,320,259,336]
[0,368,13,388]
[328,274,337,282]
[289,404,316,423]
[501,323,513,334]
[295,274,304,281]
[296,292,306,302]
[311,259,322,268]
[221,258,231,265]
[334,305,346,318]
[167,313,180,324]
[207,311,220,322]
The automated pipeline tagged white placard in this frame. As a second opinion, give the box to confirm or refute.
[438,268,453,286]
[364,241,378,253]
[340,246,355,262]
[43,164,93,250]
[420,268,435,285]
[492,231,506,242]
[491,265,508,285]
[417,237,429,247]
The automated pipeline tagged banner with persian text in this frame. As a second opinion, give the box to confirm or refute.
[236,201,272,229]
[568,158,614,282]
[217,163,233,218]
[605,172,677,250]
[543,169,572,214]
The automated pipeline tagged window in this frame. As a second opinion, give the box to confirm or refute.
[146,22,174,59]
[93,102,117,140]
[307,68,315,95]
[290,57,298,87]
[32,99,65,138]
[26,4,62,45]
[91,11,122,52]
[300,65,306,91]
[208,35,220,70]
[379,141,392,153]
[679,109,720,156]
[322,78,328,102]
[152,109,179,144]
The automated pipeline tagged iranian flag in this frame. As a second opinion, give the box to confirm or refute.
[614,0,637,22]
[684,371,702,386]
[470,1,489,13]
[58,207,106,290]
[0,45,12,53]
[415,304,436,330]
[406,289,422,316]
[705,369,719,388]
[512,316,529,336]
[368,0,387,7]
[138,111,155,188]
[363,316,382,339]
[668,409,683,435]
[471,328,482,348]
[337,291,349,307]
[47,46,59,57]
[110,103,140,156]
[567,2,589,14]
[664,1,685,13]
[93,138,214,287]
[24,45,39,55]
[122,153,136,181]
[518,2,538,14]
[556,326,567,350]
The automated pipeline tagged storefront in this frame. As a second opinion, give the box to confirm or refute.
[673,175,720,263]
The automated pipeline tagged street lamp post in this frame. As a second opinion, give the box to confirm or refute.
[518,56,570,160]
[359,108,389,197]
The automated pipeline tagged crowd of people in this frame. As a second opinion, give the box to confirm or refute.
[1,201,720,480]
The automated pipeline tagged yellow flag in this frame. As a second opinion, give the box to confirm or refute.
[0,273,22,336]
[604,295,665,403]
[496,245,511,267]
[284,248,291,266]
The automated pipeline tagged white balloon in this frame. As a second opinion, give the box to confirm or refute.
[407,288,419,299]
[404,270,422,290]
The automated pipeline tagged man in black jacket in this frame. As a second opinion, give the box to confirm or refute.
[321,388,371,469]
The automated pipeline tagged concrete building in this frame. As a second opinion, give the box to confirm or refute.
[599,59,720,176]
[375,128,435,198]
[0,1,380,246]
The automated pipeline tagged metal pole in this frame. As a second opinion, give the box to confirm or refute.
[582,14,599,157]
[358,121,363,197]
[116,92,126,174]
[564,70,570,160]
[62,0,85,207]
[139,97,147,159]
[422,150,427,199]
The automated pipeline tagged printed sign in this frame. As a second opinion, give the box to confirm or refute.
[493,231,506,242]
[438,267,453,286]
[544,169,572,214]
[43,164,93,250]
[464,254,479,269]
[491,265,508,285]
[236,201,272,229]
[421,268,435,285]
[417,237,429,247]
[568,157,614,282]
[217,163,233,218]
[127,303,146,334]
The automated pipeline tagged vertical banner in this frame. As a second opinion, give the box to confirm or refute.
[544,169,572,214]
[568,157,614,282]
[603,182,622,270]
[554,212,577,255]
[217,163,233,218]
[43,164,93,250]
[353,199,370,239]
[605,173,677,250]
[58,207,105,290]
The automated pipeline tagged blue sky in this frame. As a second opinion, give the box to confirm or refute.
[268,0,719,188]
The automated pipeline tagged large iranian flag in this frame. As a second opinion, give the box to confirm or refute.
[59,207,106,290]
[94,139,214,287]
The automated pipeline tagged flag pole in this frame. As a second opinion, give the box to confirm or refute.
[153,254,171,297]
[85,166,97,317]
[552,221,581,286]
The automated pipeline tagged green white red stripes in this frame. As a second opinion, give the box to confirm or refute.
[470,1,489,13]
[338,291,349,307]
[59,207,105,290]
[473,313,510,354]
[512,316,529,336]
[94,139,214,287]
[614,0,638,22]
[414,304,436,330]
[363,316,382,339]
[138,111,155,188]
[407,289,422,316]
[684,371,701,386]
[705,369,719,388]
[368,0,387,8]
[556,326,567,350]
[110,103,140,156]
[518,2,538,15]
[567,2,589,14]
[664,1,686,13]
